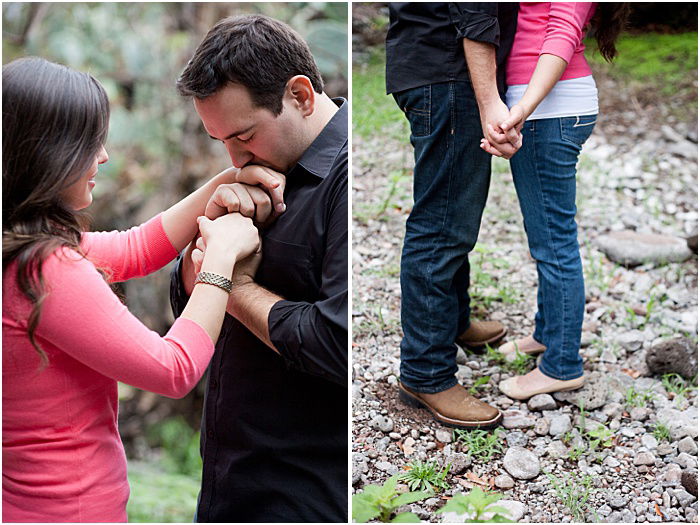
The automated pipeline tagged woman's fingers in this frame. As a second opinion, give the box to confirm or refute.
[480,138,503,158]
[191,247,204,274]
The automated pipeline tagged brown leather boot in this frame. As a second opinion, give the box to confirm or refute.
[399,382,502,429]
[456,320,507,350]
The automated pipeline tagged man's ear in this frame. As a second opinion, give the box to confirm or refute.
[285,75,315,117]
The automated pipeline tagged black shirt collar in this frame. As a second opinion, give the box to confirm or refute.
[294,98,347,180]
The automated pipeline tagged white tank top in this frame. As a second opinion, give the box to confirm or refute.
[506,75,599,120]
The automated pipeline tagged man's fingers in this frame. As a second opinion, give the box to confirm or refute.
[238,166,286,213]
[504,127,522,149]
[486,123,509,144]
[480,138,503,158]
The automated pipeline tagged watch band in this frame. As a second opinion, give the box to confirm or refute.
[194,271,233,294]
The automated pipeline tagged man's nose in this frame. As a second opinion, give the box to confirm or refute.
[225,141,254,168]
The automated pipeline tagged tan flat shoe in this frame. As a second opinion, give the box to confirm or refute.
[498,336,546,362]
[498,374,585,401]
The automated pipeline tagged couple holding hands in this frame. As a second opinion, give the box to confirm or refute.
[387,2,628,428]
[3,14,347,523]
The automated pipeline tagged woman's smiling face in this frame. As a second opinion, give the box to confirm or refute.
[60,145,109,210]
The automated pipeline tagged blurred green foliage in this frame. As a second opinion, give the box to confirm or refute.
[585,32,698,97]
[147,416,202,478]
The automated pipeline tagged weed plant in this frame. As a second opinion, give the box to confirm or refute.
[453,429,505,462]
[352,475,428,523]
[547,472,595,522]
[437,487,512,522]
[397,461,450,494]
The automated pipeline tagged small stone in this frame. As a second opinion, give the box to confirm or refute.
[629,407,649,421]
[528,394,557,411]
[495,474,515,489]
[608,493,628,509]
[549,414,572,437]
[656,442,675,456]
[672,488,697,508]
[681,469,698,497]
[506,431,529,448]
[554,371,608,409]
[686,507,698,523]
[435,429,452,444]
[595,230,693,266]
[634,452,656,466]
[502,410,537,429]
[389,432,401,440]
[370,415,394,433]
[503,446,541,480]
[447,453,472,475]
[376,461,399,475]
[534,418,550,436]
[678,436,698,455]
[658,463,683,484]
[616,330,645,352]
[604,456,621,468]
[403,437,416,455]
[547,440,569,459]
[674,453,698,470]
[352,453,368,485]
[641,434,658,450]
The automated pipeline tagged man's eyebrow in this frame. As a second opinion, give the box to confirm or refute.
[208,125,255,141]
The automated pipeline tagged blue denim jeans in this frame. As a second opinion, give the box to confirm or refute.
[393,81,492,393]
[509,115,597,380]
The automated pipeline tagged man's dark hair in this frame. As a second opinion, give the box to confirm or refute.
[177,14,324,115]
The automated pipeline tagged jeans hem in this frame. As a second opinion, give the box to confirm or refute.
[538,361,584,381]
[399,376,458,395]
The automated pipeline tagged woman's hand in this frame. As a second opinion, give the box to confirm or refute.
[480,104,525,158]
[196,213,260,266]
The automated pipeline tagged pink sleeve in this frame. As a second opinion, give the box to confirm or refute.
[36,249,214,398]
[540,3,595,63]
[81,214,178,283]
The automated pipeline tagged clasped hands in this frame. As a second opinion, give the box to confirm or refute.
[478,99,526,159]
[193,165,286,285]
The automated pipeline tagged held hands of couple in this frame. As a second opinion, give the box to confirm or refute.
[206,165,287,227]
[193,214,262,283]
[479,100,524,159]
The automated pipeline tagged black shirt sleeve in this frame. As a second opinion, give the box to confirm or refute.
[169,253,189,319]
[267,174,348,388]
[449,3,500,46]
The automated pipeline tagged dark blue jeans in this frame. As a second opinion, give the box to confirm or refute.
[509,115,597,380]
[393,81,492,393]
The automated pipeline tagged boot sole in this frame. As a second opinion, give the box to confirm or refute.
[456,327,508,351]
[398,384,503,430]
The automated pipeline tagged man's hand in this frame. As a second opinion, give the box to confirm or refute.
[478,98,522,159]
[231,248,262,288]
[481,103,525,158]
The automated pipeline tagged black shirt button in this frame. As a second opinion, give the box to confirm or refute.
[207,429,214,439]
[210,379,218,389]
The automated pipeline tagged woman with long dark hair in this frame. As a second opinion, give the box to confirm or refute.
[2,57,279,521]
[480,3,630,399]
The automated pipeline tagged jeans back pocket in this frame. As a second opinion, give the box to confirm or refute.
[560,114,597,147]
[393,85,432,137]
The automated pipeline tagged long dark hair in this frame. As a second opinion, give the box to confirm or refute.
[2,57,110,365]
[591,3,631,62]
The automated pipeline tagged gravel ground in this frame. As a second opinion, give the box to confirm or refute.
[351,86,698,523]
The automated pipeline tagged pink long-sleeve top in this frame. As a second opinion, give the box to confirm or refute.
[2,215,214,522]
[507,2,597,85]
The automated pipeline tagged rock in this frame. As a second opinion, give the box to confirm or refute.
[534,418,550,436]
[547,440,569,459]
[376,461,399,475]
[595,230,692,266]
[435,429,452,444]
[678,436,698,455]
[527,394,557,411]
[503,447,540,480]
[656,442,676,456]
[668,139,698,160]
[352,453,368,485]
[640,434,658,450]
[674,453,698,470]
[495,474,515,489]
[681,469,698,497]
[604,456,621,468]
[549,414,572,437]
[505,431,529,448]
[634,452,656,466]
[687,233,698,254]
[629,407,649,421]
[554,372,608,409]
[671,488,697,507]
[608,493,628,509]
[370,415,394,433]
[502,410,537,429]
[646,337,698,379]
[447,453,472,475]
[658,463,683,484]
[616,330,645,352]
[580,331,597,347]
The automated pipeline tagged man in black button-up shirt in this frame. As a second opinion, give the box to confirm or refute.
[170,15,347,522]
[386,4,520,429]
